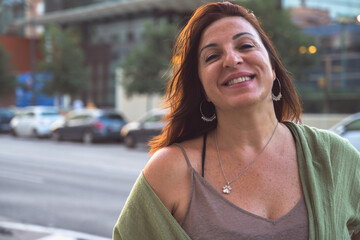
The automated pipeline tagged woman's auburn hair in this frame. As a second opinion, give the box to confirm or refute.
[149,1,302,154]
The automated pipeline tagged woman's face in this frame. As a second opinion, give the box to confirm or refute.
[198,16,275,111]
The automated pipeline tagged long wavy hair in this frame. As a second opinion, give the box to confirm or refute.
[149,2,302,154]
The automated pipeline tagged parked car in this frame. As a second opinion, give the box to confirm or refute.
[0,107,15,133]
[51,109,127,143]
[10,106,64,138]
[329,112,360,151]
[121,109,167,148]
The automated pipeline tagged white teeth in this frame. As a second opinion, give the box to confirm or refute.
[226,76,251,86]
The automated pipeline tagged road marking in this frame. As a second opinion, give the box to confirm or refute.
[38,234,76,240]
[0,221,111,240]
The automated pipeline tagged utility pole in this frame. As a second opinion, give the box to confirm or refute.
[323,56,331,113]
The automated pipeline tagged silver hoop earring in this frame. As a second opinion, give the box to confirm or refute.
[200,100,216,122]
[271,78,282,101]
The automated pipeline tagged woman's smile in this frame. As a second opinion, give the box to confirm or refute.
[222,72,255,87]
[224,76,253,86]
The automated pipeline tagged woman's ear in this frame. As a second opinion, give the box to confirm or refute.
[272,69,276,81]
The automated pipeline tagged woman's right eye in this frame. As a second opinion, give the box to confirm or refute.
[205,54,218,63]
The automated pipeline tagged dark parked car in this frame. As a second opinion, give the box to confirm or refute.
[51,109,127,143]
[329,112,360,151]
[121,109,167,148]
[0,108,15,133]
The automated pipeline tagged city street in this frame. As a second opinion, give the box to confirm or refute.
[0,134,150,238]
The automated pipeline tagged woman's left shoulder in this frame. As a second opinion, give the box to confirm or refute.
[284,121,360,164]
[284,121,356,150]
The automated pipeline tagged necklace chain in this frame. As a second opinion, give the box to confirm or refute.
[215,121,279,194]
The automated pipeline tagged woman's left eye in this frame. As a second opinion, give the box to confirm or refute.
[240,43,255,49]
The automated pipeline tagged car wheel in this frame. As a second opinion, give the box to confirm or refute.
[32,129,40,138]
[10,128,17,137]
[82,131,94,144]
[51,132,62,141]
[124,134,136,148]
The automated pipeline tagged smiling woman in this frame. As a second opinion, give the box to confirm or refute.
[113,2,360,240]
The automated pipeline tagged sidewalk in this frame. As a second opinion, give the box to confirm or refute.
[0,217,111,240]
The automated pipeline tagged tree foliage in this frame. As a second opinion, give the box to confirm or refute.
[0,45,16,97]
[238,0,318,81]
[121,21,176,97]
[38,24,88,98]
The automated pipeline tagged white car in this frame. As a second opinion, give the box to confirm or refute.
[10,106,64,138]
[121,109,167,148]
[329,112,360,151]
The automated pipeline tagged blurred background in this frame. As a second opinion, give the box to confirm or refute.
[0,0,359,239]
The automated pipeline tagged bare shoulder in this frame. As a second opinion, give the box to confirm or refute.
[143,136,203,218]
[144,144,189,180]
[143,136,204,183]
[143,144,191,214]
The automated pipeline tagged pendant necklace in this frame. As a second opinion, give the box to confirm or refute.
[215,121,279,194]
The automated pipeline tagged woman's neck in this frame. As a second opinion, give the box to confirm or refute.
[215,106,279,151]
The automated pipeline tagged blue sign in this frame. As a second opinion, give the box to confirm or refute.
[16,73,56,107]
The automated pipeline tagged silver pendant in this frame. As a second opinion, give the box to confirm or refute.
[222,184,232,194]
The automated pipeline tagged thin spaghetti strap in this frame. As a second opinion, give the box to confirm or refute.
[201,133,207,177]
[174,143,192,168]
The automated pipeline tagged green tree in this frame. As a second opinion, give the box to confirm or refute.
[121,21,176,98]
[0,45,16,98]
[238,0,318,81]
[38,24,88,101]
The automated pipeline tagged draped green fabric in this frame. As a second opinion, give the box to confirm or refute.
[285,122,360,240]
[113,173,192,240]
[113,122,360,240]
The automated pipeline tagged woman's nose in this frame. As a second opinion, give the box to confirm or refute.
[223,51,243,68]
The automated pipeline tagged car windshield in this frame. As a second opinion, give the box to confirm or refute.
[101,113,124,120]
[143,114,164,123]
[41,111,59,116]
[346,119,360,131]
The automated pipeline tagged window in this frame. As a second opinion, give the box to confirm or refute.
[346,119,360,131]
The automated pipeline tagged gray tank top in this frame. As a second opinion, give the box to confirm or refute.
[175,143,309,240]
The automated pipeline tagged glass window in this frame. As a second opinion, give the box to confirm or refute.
[144,114,164,123]
[41,111,59,116]
[101,113,123,120]
[346,119,360,131]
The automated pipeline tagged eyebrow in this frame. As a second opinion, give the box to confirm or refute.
[199,32,255,55]
[232,32,254,40]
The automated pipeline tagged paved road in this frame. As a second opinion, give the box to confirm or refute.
[0,134,150,238]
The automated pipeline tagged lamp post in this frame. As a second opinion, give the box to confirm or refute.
[337,16,352,90]
[340,21,347,90]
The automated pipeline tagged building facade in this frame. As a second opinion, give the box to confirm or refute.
[4,0,215,118]
[2,0,360,114]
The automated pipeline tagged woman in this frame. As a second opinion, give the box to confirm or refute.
[113,2,360,240]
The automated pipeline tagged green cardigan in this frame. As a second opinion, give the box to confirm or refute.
[113,122,360,240]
